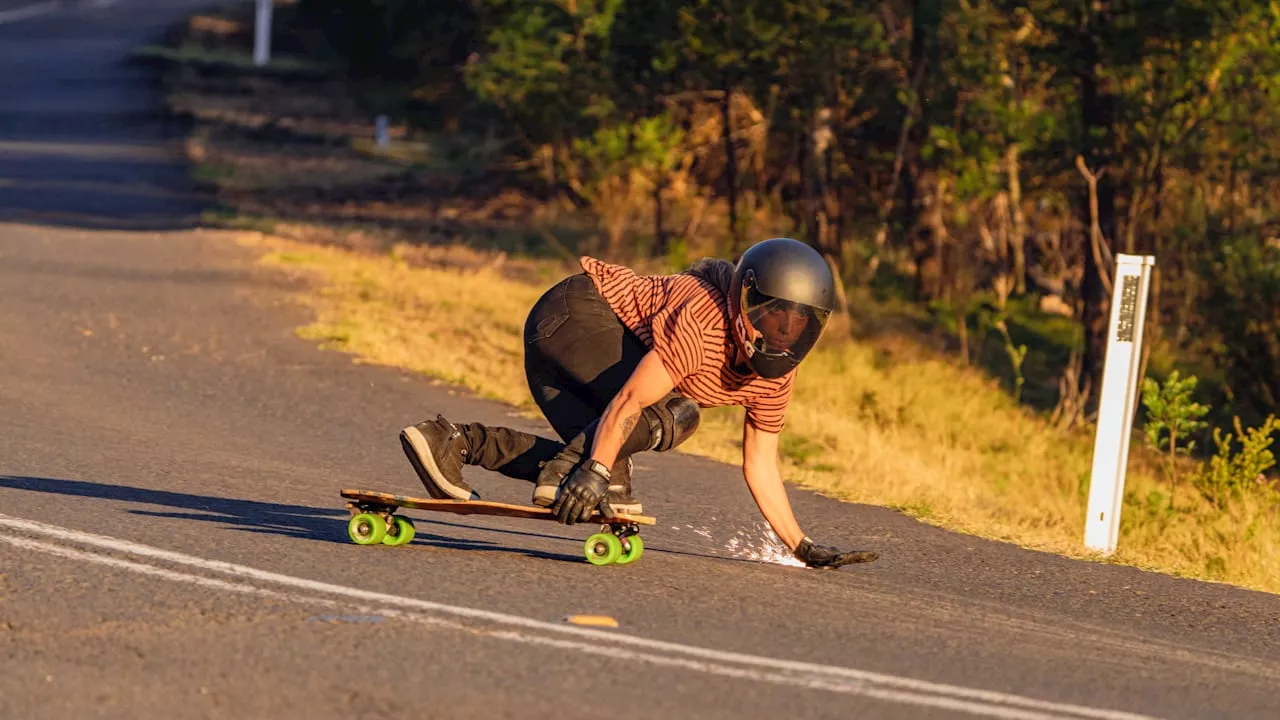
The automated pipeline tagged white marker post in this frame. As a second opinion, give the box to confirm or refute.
[253,0,273,67]
[1083,253,1156,554]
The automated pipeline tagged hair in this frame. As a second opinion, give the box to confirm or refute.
[681,257,736,295]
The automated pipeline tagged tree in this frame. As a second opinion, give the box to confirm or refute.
[464,0,624,187]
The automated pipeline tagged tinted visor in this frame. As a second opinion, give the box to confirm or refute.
[740,283,829,363]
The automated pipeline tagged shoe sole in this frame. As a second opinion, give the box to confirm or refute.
[532,485,557,507]
[400,426,478,502]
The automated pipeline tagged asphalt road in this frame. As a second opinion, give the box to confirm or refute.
[2,3,1279,719]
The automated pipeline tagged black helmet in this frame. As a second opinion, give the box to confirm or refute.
[728,238,835,378]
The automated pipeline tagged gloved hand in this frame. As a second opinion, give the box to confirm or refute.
[550,459,615,525]
[793,537,879,568]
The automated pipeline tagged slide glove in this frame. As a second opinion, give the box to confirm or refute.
[550,459,615,526]
[794,537,879,569]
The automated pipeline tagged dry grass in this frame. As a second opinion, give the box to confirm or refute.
[242,231,1280,595]
[252,239,546,403]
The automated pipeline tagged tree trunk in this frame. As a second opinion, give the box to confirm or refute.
[1007,144,1027,294]
[800,111,818,247]
[720,81,740,252]
[868,61,925,283]
[905,0,942,301]
[543,142,557,202]
[653,174,667,256]
[814,107,835,255]
[807,106,835,254]
[991,193,1013,308]
[1136,159,1165,404]
[1076,4,1118,411]
[913,171,949,300]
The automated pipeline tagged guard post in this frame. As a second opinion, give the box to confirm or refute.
[254,0,273,67]
[1083,253,1156,555]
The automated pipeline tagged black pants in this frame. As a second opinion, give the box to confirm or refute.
[456,273,652,481]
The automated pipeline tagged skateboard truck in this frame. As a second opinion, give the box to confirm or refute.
[345,500,417,547]
[583,520,644,566]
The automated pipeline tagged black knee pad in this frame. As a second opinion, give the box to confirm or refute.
[643,395,700,452]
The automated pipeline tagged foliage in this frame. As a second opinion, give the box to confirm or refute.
[569,113,687,253]
[1194,415,1280,511]
[299,0,1280,456]
[1141,370,1210,468]
[1198,236,1280,420]
[462,0,624,150]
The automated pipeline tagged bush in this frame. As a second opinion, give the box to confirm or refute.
[1141,370,1209,483]
[1194,415,1280,511]
[1200,236,1280,420]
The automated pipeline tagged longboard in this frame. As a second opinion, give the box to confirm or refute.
[340,488,655,566]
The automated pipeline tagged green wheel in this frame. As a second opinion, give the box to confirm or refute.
[348,513,387,545]
[584,533,623,566]
[614,534,644,565]
[382,516,416,546]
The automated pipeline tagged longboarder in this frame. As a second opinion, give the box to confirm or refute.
[398,237,878,569]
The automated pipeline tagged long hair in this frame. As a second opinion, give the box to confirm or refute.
[681,257,736,295]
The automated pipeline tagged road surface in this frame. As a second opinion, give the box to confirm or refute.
[1,2,1278,718]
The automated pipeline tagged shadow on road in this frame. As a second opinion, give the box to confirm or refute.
[0,474,757,566]
[0,473,345,538]
[0,475,711,564]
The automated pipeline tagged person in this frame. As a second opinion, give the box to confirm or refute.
[398,237,878,569]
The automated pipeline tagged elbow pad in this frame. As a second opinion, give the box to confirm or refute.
[643,394,701,452]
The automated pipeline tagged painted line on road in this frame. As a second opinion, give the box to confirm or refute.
[0,0,59,24]
[0,513,1160,720]
[0,533,1136,720]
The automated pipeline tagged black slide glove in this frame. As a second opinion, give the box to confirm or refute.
[794,537,879,569]
[550,460,615,525]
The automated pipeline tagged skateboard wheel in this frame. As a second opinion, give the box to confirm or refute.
[382,516,416,546]
[348,513,387,545]
[614,534,644,565]
[584,533,623,566]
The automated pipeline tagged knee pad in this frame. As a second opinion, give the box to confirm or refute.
[643,395,700,452]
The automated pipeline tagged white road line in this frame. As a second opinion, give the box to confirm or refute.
[1,535,1074,720]
[0,513,1160,720]
[0,0,60,24]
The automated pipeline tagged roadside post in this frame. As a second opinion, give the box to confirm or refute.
[1083,253,1156,554]
[254,0,272,67]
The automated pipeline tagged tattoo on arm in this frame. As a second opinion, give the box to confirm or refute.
[619,410,639,438]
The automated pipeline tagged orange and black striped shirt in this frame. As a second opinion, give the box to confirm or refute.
[580,256,794,433]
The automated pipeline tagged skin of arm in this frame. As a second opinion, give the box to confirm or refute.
[742,420,806,550]
[588,350,676,471]
[589,345,808,553]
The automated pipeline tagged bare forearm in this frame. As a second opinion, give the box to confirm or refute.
[743,464,805,550]
[739,423,878,568]
[585,351,675,472]
[589,392,641,470]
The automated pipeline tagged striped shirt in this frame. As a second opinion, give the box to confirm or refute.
[580,256,793,433]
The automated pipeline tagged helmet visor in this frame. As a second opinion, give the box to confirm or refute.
[740,282,829,364]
